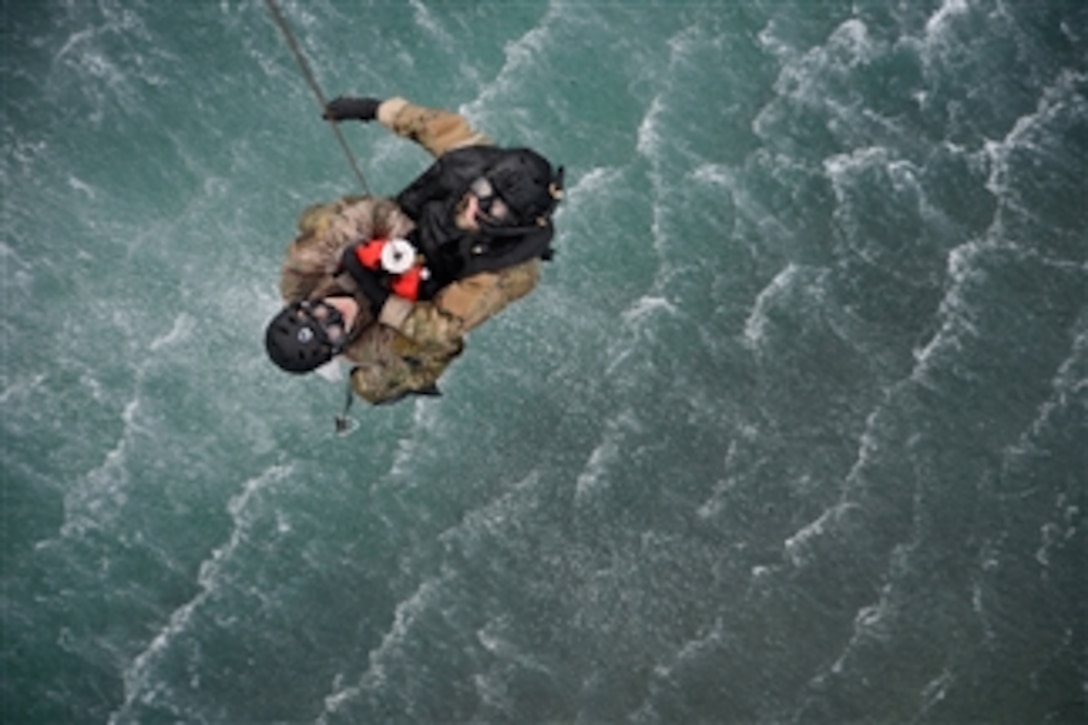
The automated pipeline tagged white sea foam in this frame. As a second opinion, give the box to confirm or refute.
[823,145,891,187]
[574,411,642,505]
[438,471,541,555]
[757,18,794,62]
[783,509,831,568]
[52,29,136,124]
[819,582,896,683]
[473,671,512,717]
[983,68,1088,206]
[919,665,956,712]
[568,165,622,201]
[830,19,876,64]
[321,574,446,720]
[475,615,552,675]
[696,429,758,520]
[841,406,890,495]
[465,5,559,124]
[0,371,47,407]
[1002,316,1088,468]
[909,237,992,384]
[548,166,624,245]
[148,313,194,352]
[0,239,35,297]
[408,0,449,44]
[924,0,970,40]
[742,262,799,350]
[756,16,879,139]
[59,396,140,538]
[698,152,792,247]
[108,463,294,725]
[385,400,444,484]
[783,503,859,569]
[621,294,674,328]
[602,295,677,378]
[575,434,621,503]
[691,162,734,189]
[635,96,665,160]
[66,174,96,199]
[651,619,721,682]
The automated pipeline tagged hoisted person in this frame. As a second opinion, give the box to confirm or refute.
[263,95,564,414]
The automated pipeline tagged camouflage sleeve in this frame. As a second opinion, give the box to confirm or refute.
[278,195,415,303]
[376,96,492,157]
[380,260,540,351]
[347,261,540,404]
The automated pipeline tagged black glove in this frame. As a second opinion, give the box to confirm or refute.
[323,96,381,122]
[339,245,390,313]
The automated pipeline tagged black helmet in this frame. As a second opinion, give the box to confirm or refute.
[265,300,349,374]
[485,148,564,227]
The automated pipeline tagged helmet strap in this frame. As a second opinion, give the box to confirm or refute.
[334,372,357,436]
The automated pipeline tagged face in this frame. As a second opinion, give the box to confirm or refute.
[320,297,360,338]
[299,298,358,356]
[455,177,513,231]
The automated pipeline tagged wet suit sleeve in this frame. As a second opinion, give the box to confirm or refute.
[376,96,492,158]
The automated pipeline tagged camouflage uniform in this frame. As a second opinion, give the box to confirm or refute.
[278,98,540,404]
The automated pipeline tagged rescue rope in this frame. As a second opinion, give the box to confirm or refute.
[264,0,372,194]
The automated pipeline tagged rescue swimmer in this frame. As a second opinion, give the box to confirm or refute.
[264,95,564,413]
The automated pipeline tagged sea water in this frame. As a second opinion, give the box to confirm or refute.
[2,1,1085,722]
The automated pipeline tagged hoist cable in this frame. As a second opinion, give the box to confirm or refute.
[264,0,371,194]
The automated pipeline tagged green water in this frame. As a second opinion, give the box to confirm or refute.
[2,1,1086,722]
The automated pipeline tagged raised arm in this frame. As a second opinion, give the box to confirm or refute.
[324,95,492,157]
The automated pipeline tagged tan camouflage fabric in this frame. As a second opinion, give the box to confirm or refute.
[279,195,414,304]
[376,96,493,156]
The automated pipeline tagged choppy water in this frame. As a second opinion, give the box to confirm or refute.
[2,1,1086,722]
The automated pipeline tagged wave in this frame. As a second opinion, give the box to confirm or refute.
[108,463,294,724]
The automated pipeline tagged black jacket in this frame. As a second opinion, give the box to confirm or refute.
[396,146,554,298]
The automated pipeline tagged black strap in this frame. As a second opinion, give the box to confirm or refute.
[334,374,356,435]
